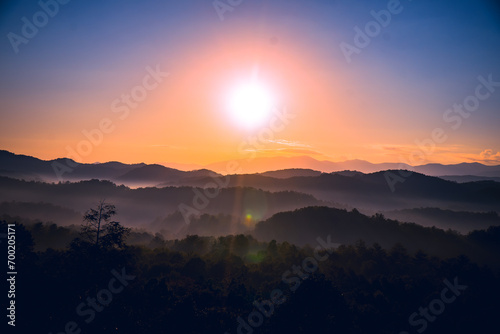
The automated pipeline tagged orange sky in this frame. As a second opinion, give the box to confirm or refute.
[1,1,499,168]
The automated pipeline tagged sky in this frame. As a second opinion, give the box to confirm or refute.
[1,0,500,168]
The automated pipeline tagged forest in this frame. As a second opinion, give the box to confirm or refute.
[2,205,498,334]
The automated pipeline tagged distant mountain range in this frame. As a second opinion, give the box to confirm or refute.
[205,155,500,176]
[162,170,500,212]
[1,149,500,213]
[1,150,500,186]
[0,150,220,186]
[1,149,500,238]
[206,155,409,174]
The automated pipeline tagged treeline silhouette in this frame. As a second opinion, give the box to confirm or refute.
[0,177,326,228]
[4,205,500,267]
[3,217,498,333]
[254,206,500,267]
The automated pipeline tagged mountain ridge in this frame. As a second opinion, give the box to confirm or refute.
[2,150,500,187]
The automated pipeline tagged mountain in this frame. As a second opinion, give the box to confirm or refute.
[159,170,500,212]
[259,168,323,178]
[0,201,82,225]
[253,207,416,246]
[159,161,204,171]
[412,162,500,177]
[203,155,500,176]
[437,175,500,183]
[0,176,327,230]
[259,167,363,179]
[204,156,336,174]
[0,150,217,186]
[204,156,406,174]
[116,165,220,186]
[0,150,146,182]
[252,206,500,264]
[382,207,500,233]
[116,164,187,183]
[2,150,500,186]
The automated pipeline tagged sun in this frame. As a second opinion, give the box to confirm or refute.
[227,81,276,129]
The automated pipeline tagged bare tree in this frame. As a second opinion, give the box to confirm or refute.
[81,200,130,248]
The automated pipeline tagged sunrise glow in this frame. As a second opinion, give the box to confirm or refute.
[227,81,276,129]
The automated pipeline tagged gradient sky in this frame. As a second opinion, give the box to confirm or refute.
[1,0,500,168]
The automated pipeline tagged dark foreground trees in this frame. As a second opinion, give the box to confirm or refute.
[4,223,497,334]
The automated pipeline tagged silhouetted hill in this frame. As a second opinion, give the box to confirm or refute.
[253,206,499,264]
[2,150,499,217]
[0,150,65,179]
[203,154,500,176]
[0,150,217,186]
[117,164,188,183]
[0,149,146,181]
[258,169,366,179]
[119,164,222,181]
[259,168,322,178]
[331,170,365,177]
[0,201,81,225]
[439,175,500,183]
[0,176,327,231]
[62,161,146,180]
[383,207,500,233]
[159,170,500,212]
[415,162,500,177]
[2,149,500,186]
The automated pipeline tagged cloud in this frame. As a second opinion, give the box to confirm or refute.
[460,149,500,165]
[264,139,312,148]
[278,148,325,156]
[241,147,325,157]
[478,149,500,163]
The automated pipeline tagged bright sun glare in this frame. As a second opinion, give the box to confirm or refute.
[227,82,275,129]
